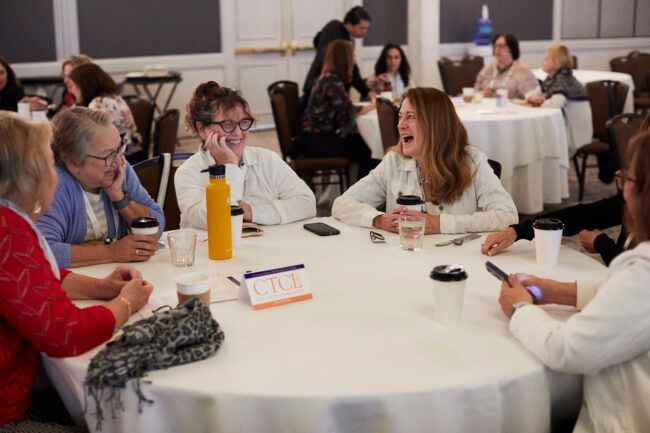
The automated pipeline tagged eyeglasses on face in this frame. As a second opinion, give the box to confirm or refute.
[614,169,639,190]
[493,43,508,49]
[370,230,386,243]
[204,118,254,133]
[86,140,127,167]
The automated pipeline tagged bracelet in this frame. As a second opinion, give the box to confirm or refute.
[112,193,131,210]
[118,296,132,317]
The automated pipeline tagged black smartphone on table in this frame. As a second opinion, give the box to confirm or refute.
[303,222,340,236]
[485,261,543,304]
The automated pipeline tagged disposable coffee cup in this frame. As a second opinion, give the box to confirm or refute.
[430,265,468,325]
[17,102,31,119]
[462,87,475,103]
[131,216,160,245]
[231,205,244,247]
[175,272,211,306]
[533,218,564,266]
[31,109,48,122]
[396,194,425,212]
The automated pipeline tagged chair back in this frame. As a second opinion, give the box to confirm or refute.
[630,52,650,93]
[606,113,644,170]
[163,153,193,231]
[152,109,180,156]
[487,159,502,179]
[124,95,154,156]
[610,55,636,77]
[572,55,578,69]
[376,97,399,151]
[585,80,629,141]
[268,82,300,160]
[437,56,483,96]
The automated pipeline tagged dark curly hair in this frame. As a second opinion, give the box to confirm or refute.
[374,44,411,88]
[185,81,253,136]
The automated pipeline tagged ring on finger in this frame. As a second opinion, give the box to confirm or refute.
[136,249,139,256]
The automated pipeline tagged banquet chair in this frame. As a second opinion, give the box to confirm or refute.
[164,153,193,231]
[571,55,578,69]
[573,80,629,201]
[437,56,484,96]
[124,95,154,156]
[267,80,350,195]
[487,159,502,179]
[630,53,650,113]
[606,113,644,171]
[376,97,399,152]
[152,109,180,156]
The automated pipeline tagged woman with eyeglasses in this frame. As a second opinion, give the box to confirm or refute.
[175,82,316,228]
[498,131,650,431]
[68,63,144,164]
[474,33,540,100]
[36,107,164,268]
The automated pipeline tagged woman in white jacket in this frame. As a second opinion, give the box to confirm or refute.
[499,131,650,432]
[332,87,518,234]
[175,82,316,229]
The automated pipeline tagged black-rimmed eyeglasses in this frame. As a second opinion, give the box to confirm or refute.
[205,118,254,133]
[86,141,127,167]
[370,230,385,243]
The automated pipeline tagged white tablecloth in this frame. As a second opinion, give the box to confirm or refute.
[533,69,635,113]
[358,101,569,214]
[42,219,607,433]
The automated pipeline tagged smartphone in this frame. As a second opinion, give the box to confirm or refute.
[485,261,543,304]
[303,222,340,236]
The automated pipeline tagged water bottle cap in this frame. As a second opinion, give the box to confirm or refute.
[201,164,226,176]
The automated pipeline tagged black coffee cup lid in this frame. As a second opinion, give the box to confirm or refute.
[533,218,564,231]
[396,195,424,206]
[131,216,159,228]
[430,265,468,281]
[231,205,244,216]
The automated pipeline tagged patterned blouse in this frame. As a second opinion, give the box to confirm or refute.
[302,73,361,137]
[89,95,142,155]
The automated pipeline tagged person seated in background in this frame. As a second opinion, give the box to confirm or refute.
[483,114,649,264]
[0,56,24,112]
[527,44,592,155]
[60,54,94,110]
[300,40,375,180]
[498,131,650,432]
[474,33,540,100]
[369,44,413,100]
[175,82,316,229]
[332,87,518,234]
[0,111,152,430]
[68,63,144,163]
[36,107,164,268]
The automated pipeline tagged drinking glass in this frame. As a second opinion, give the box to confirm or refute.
[167,230,197,267]
[398,215,426,251]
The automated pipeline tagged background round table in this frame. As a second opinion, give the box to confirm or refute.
[43,218,605,433]
[358,100,569,214]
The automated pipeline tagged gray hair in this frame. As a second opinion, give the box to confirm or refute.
[52,107,112,166]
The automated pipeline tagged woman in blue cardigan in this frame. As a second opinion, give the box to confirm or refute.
[36,107,164,268]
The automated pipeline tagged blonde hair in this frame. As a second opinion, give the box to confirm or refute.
[546,45,574,70]
[61,54,93,75]
[394,87,472,204]
[0,112,53,212]
[52,107,112,166]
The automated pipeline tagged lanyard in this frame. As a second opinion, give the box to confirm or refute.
[83,192,120,241]
[414,162,427,213]
[488,61,517,91]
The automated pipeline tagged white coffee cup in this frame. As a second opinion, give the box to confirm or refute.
[462,87,475,103]
[17,102,31,119]
[430,265,468,325]
[231,205,244,247]
[175,272,211,306]
[533,218,565,266]
[31,109,48,122]
[130,216,160,245]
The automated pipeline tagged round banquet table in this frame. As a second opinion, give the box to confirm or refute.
[357,100,569,214]
[42,218,607,433]
[533,68,635,113]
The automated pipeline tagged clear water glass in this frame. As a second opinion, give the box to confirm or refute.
[398,215,426,251]
[167,230,197,267]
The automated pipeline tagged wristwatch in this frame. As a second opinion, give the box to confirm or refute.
[112,193,131,210]
[509,301,531,319]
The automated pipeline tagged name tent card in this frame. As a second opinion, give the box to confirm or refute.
[239,264,313,310]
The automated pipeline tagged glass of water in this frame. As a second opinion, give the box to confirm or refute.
[398,215,426,251]
[167,230,197,267]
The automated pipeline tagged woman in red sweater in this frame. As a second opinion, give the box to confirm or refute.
[0,111,153,429]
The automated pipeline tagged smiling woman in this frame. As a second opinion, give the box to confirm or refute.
[332,87,518,234]
[174,82,316,229]
[35,107,164,268]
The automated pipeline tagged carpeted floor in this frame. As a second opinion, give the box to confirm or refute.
[178,130,620,263]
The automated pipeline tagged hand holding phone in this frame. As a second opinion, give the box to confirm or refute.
[485,261,543,304]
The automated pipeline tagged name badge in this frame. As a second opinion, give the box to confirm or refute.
[239,264,313,310]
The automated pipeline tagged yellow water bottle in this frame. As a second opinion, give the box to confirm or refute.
[202,164,232,260]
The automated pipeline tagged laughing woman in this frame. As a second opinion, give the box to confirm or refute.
[332,87,518,234]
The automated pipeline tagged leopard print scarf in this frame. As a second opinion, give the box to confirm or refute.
[84,298,225,430]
